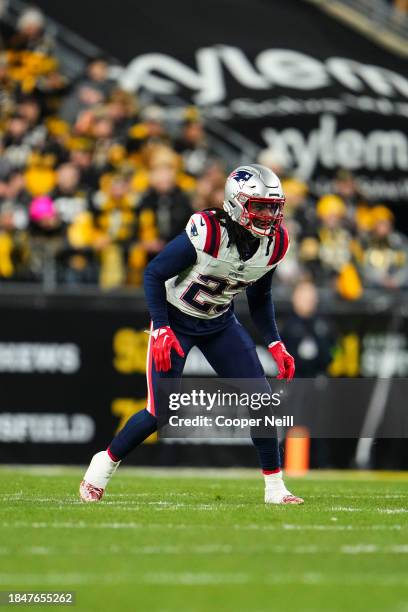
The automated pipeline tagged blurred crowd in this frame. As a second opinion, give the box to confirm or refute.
[0,6,407,298]
[384,0,408,20]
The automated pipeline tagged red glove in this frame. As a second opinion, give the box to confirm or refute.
[268,341,295,380]
[151,326,185,372]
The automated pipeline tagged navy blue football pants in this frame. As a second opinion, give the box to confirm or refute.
[109,318,281,471]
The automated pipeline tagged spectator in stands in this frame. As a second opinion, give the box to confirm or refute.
[24,150,57,198]
[127,105,169,154]
[105,89,138,143]
[282,178,316,237]
[333,169,364,229]
[68,138,99,191]
[174,111,214,177]
[59,81,105,126]
[51,163,88,224]
[92,172,138,244]
[0,53,15,117]
[6,8,61,99]
[258,147,288,178]
[137,162,193,248]
[17,96,42,130]
[29,195,63,237]
[56,211,99,286]
[8,7,52,54]
[192,160,226,211]
[92,116,119,170]
[82,57,115,98]
[361,205,408,290]
[127,153,193,286]
[0,200,29,281]
[268,178,307,285]
[130,144,196,197]
[0,170,31,226]
[3,114,32,170]
[281,280,334,377]
[91,172,139,288]
[25,193,65,282]
[299,195,363,299]
[0,168,31,281]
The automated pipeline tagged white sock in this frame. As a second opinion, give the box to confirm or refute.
[264,470,288,493]
[83,450,121,489]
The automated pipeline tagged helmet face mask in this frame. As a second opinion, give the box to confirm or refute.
[223,164,285,237]
[240,195,284,236]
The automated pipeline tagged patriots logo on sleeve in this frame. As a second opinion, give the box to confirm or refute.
[190,220,198,237]
[230,170,253,189]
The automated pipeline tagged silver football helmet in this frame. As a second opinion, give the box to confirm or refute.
[223,164,285,237]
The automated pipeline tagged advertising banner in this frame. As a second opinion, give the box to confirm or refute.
[0,293,407,466]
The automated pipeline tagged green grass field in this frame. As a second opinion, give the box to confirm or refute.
[0,467,407,612]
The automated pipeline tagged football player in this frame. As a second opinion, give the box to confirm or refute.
[80,164,304,505]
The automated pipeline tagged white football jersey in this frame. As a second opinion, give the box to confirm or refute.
[165,210,289,319]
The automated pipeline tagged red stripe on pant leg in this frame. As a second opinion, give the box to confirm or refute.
[146,322,156,416]
[263,468,282,475]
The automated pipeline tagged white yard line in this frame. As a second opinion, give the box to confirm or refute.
[309,495,408,499]
[1,466,408,481]
[280,524,403,531]
[2,543,408,558]
[0,570,407,587]
[330,506,363,512]
[0,521,404,532]
[1,498,407,516]
[23,547,52,555]
[0,498,248,509]
[341,544,379,554]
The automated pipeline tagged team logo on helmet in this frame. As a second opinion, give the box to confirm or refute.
[229,170,253,190]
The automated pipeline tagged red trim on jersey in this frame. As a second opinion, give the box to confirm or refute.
[268,224,289,266]
[199,212,221,258]
[268,228,281,265]
[213,215,221,258]
[199,213,212,253]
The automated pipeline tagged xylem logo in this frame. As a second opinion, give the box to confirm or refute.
[262,114,408,179]
[118,46,408,105]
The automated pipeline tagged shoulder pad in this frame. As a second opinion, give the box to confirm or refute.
[268,224,290,266]
[185,211,221,257]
